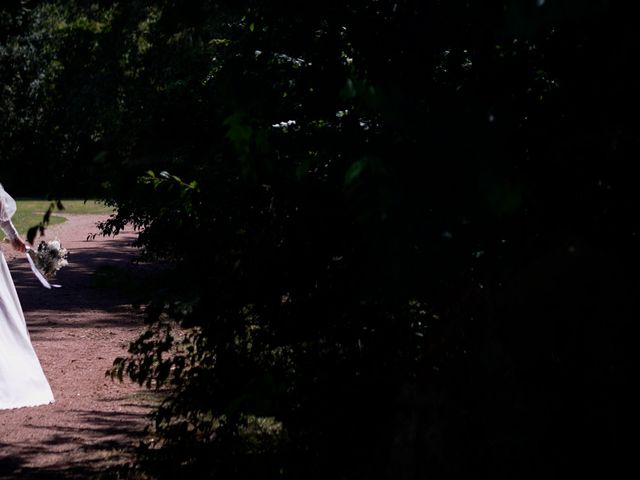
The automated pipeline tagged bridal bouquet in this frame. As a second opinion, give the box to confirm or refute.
[27,240,69,280]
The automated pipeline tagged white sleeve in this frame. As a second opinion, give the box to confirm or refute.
[0,183,19,240]
[0,219,19,241]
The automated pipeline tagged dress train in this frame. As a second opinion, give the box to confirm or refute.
[0,249,55,409]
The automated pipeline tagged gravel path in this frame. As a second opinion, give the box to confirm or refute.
[0,214,154,479]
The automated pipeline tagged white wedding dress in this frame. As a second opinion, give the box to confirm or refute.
[0,183,54,409]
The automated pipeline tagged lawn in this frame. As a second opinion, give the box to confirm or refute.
[2,199,114,239]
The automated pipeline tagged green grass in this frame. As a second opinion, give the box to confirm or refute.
[2,199,114,238]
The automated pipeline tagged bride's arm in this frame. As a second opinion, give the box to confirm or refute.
[0,219,27,252]
[0,186,27,252]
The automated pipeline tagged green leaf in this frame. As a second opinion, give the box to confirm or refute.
[344,158,367,187]
[27,226,39,245]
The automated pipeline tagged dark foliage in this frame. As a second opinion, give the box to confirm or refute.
[3,1,639,478]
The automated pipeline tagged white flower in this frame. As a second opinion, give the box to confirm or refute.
[30,239,69,280]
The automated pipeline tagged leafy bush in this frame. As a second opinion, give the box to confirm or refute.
[4,1,639,478]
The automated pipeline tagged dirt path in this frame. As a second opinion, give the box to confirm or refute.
[1,214,154,479]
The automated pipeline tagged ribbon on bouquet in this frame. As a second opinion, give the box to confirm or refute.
[25,247,61,289]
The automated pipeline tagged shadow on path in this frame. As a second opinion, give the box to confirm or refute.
[0,406,148,479]
[1,224,158,479]
[10,234,155,335]
[14,236,141,311]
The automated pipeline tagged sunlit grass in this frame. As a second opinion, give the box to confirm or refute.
[2,199,113,239]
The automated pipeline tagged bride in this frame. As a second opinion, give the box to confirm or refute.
[0,183,54,409]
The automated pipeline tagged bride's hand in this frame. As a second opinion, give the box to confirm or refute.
[11,237,28,253]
